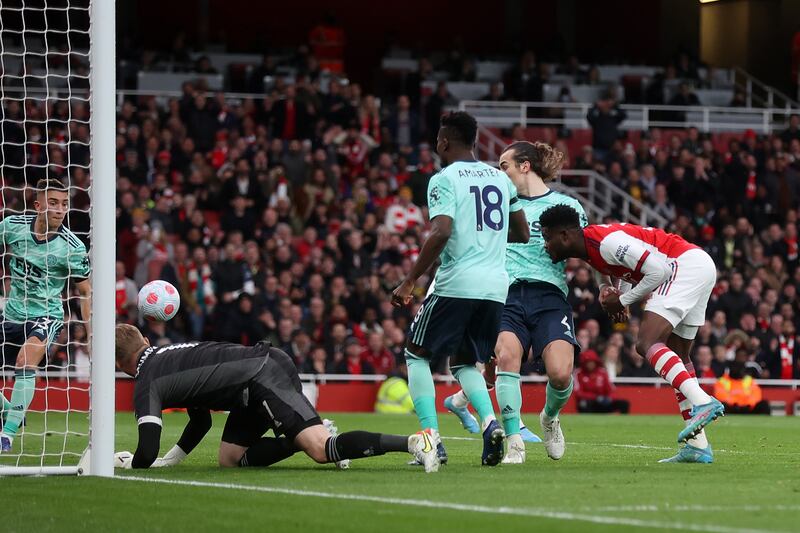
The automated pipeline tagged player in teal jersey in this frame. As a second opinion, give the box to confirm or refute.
[391,112,529,466]
[0,179,92,453]
[444,141,590,464]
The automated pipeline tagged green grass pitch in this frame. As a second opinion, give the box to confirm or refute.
[2,412,799,532]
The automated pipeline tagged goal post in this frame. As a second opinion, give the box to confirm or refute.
[88,0,115,478]
[0,0,115,477]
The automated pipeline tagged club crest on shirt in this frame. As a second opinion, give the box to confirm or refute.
[429,186,440,206]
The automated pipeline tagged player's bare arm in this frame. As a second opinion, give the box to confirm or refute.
[508,209,530,243]
[391,215,452,307]
[75,278,92,341]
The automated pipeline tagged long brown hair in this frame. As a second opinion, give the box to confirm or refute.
[504,140,565,182]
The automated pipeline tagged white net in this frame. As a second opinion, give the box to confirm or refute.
[0,0,92,471]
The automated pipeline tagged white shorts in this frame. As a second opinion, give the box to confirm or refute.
[644,248,716,339]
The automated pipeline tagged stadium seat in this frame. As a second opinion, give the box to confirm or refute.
[137,71,224,92]
[769,400,787,416]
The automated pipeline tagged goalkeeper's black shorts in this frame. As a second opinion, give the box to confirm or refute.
[222,347,321,445]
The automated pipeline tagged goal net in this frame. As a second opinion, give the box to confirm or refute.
[0,0,114,476]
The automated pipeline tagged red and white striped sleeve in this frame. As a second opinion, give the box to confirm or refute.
[598,231,672,306]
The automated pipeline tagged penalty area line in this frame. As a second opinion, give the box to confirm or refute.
[117,475,784,533]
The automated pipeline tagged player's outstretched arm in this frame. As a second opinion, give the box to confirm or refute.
[392,215,452,307]
[119,410,211,469]
[508,209,530,243]
[155,408,212,466]
[131,422,162,469]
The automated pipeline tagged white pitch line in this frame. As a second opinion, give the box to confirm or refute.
[441,437,748,454]
[567,442,750,454]
[118,475,787,533]
[584,504,800,513]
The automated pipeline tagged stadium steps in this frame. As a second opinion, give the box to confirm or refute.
[475,125,668,228]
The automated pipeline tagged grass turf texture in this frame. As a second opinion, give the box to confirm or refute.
[2,412,799,532]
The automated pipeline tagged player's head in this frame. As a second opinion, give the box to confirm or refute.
[499,141,565,184]
[34,178,69,230]
[539,204,585,263]
[115,324,150,376]
[436,111,477,164]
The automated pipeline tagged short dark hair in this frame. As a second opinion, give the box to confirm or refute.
[36,178,67,193]
[539,204,581,232]
[439,111,477,148]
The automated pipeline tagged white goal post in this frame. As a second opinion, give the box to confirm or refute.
[87,0,115,478]
[0,0,115,477]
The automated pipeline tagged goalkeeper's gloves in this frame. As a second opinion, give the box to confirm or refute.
[151,445,187,468]
[114,445,186,469]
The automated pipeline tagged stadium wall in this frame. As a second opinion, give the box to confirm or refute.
[4,379,799,415]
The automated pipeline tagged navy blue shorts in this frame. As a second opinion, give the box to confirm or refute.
[407,294,503,365]
[0,314,63,366]
[501,282,579,361]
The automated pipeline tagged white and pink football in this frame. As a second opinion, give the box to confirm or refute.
[138,280,181,322]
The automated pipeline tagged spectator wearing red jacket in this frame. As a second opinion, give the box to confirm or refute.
[335,338,375,375]
[361,332,395,374]
[575,350,630,414]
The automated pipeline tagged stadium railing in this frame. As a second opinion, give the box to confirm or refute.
[7,370,796,389]
[5,370,794,389]
[293,374,800,389]
[459,100,797,134]
[733,66,800,110]
[474,126,668,228]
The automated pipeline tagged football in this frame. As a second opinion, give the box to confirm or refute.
[138,280,181,322]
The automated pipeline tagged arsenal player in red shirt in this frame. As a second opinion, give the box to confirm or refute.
[540,204,725,463]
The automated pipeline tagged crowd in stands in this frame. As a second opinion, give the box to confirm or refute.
[111,51,800,382]
[2,42,799,383]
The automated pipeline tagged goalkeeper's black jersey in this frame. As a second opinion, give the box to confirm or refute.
[133,341,271,426]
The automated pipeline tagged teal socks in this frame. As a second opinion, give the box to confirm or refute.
[0,392,11,419]
[452,365,495,425]
[405,350,438,430]
[496,371,522,436]
[4,369,36,437]
[544,377,573,419]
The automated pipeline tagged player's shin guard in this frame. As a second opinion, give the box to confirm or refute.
[239,437,296,467]
[647,344,712,406]
[3,369,36,437]
[496,371,521,436]
[676,363,709,449]
[452,365,495,428]
[325,431,408,461]
[544,377,574,419]
[405,350,438,430]
[448,389,469,409]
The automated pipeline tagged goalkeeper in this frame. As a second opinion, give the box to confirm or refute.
[0,179,91,453]
[113,324,439,472]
